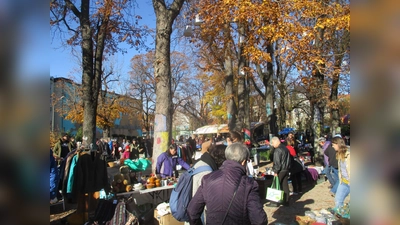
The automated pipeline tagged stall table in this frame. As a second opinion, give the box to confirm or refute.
[139,185,175,205]
[116,185,175,206]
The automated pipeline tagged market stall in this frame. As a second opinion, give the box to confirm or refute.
[193,124,229,134]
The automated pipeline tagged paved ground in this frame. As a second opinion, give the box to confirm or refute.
[255,160,339,225]
[51,160,349,225]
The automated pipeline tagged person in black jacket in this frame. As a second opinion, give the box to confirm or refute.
[323,139,339,196]
[270,136,291,206]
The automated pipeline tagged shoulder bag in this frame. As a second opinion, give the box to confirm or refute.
[266,176,284,203]
[221,176,242,225]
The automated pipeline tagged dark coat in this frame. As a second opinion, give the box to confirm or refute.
[324,145,338,169]
[272,143,291,173]
[73,152,110,196]
[187,160,268,225]
[290,156,305,174]
[53,139,73,159]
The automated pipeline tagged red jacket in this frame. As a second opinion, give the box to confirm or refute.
[286,145,297,157]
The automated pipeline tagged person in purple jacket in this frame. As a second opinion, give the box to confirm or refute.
[187,142,268,225]
[156,143,190,178]
[321,137,339,196]
[318,137,335,189]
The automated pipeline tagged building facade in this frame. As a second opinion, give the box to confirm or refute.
[50,77,143,138]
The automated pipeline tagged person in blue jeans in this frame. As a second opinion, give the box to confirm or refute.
[331,137,350,209]
[50,149,59,204]
[323,138,339,195]
[318,137,335,187]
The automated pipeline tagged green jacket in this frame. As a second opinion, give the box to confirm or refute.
[53,139,73,159]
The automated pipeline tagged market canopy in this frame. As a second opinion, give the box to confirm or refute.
[193,124,229,134]
[278,127,295,135]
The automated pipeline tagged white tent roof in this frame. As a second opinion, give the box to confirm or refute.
[193,124,229,134]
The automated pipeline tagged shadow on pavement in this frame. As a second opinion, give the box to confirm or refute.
[262,177,318,224]
[268,199,315,225]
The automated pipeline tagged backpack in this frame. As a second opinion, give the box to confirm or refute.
[169,165,212,222]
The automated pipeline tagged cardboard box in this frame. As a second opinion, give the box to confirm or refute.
[154,209,184,225]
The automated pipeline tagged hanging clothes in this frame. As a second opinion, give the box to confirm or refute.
[73,151,110,197]
[66,154,79,194]
[61,149,77,195]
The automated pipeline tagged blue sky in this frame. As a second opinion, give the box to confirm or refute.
[50,2,157,84]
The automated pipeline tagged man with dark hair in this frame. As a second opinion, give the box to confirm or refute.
[284,131,298,153]
[52,133,72,163]
[229,130,243,143]
[321,137,339,196]
[129,138,143,160]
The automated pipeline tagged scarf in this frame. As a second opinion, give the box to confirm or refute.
[200,152,218,171]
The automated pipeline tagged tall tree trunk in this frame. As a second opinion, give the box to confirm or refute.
[80,0,97,149]
[237,75,245,133]
[152,0,185,173]
[225,55,237,132]
[95,6,109,142]
[330,30,349,136]
[237,24,250,134]
[276,54,285,131]
[279,99,286,129]
[317,106,325,138]
[237,42,245,132]
[330,53,344,136]
[263,45,274,137]
[309,101,315,135]
[244,60,250,134]
[330,72,340,136]
[314,22,326,138]
[78,0,109,149]
[224,24,238,132]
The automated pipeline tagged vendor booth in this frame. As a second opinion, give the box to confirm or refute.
[193,124,229,134]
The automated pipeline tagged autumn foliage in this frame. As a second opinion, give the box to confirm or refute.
[185,0,350,133]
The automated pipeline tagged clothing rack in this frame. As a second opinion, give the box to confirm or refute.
[68,148,109,224]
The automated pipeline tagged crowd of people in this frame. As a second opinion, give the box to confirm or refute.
[50,133,154,204]
[51,129,350,224]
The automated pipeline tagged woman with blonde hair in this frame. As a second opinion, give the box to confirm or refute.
[331,136,350,209]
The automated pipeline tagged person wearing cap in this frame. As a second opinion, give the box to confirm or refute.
[320,137,339,196]
[334,134,342,138]
[52,133,73,163]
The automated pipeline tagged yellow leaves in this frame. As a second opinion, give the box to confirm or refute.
[96,95,133,129]
[317,59,325,65]
[315,23,325,29]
